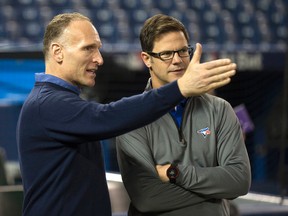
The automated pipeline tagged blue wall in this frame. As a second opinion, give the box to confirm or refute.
[0,59,44,104]
[0,59,44,160]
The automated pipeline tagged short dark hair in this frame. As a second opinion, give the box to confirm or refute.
[140,14,190,52]
[43,12,91,59]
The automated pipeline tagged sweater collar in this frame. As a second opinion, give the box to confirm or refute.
[35,73,81,95]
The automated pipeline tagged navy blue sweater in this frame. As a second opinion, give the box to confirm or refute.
[16,74,184,216]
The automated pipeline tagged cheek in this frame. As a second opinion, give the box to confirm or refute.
[151,67,169,81]
[152,63,166,73]
[63,54,78,67]
[71,60,86,73]
[184,59,191,66]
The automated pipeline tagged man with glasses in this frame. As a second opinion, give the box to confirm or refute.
[116,14,251,216]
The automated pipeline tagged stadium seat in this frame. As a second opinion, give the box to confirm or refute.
[0,0,287,51]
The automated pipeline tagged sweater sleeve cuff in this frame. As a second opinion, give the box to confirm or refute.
[157,80,185,104]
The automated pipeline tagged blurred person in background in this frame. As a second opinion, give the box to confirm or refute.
[16,12,236,216]
[116,14,251,216]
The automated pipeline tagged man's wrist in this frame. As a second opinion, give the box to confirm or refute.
[166,163,179,184]
[177,78,189,98]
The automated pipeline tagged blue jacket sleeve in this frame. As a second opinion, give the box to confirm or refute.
[39,81,184,143]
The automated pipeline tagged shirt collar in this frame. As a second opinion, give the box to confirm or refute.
[35,73,81,95]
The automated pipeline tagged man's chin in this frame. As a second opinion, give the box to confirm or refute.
[82,80,96,88]
[170,74,183,81]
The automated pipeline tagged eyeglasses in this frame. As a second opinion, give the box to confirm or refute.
[147,46,194,61]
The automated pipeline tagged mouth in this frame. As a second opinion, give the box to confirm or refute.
[86,68,96,76]
[170,68,185,74]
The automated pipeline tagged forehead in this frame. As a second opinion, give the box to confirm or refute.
[153,31,188,51]
[63,20,102,47]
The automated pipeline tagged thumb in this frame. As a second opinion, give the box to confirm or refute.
[190,43,202,64]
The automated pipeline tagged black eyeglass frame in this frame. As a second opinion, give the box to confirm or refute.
[146,45,194,61]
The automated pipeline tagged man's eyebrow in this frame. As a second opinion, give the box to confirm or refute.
[82,43,98,49]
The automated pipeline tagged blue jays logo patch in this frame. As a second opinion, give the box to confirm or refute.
[197,127,211,138]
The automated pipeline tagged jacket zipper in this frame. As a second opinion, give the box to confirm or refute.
[170,109,187,145]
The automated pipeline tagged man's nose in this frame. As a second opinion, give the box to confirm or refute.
[93,50,104,66]
[171,52,182,63]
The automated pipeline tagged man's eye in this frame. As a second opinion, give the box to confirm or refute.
[85,46,94,51]
[179,48,188,54]
[160,51,173,58]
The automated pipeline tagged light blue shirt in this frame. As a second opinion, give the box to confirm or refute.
[35,73,81,95]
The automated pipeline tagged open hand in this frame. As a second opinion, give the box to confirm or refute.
[177,43,236,97]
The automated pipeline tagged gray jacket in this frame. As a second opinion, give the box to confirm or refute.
[116,80,251,216]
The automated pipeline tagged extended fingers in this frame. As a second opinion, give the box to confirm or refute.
[203,58,233,70]
[205,67,236,90]
[208,77,232,91]
[199,62,236,91]
[201,60,237,85]
[209,62,237,75]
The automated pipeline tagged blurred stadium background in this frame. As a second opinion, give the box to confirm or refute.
[0,0,287,215]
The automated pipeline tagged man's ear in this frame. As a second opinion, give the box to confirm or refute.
[140,52,152,68]
[51,43,63,63]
